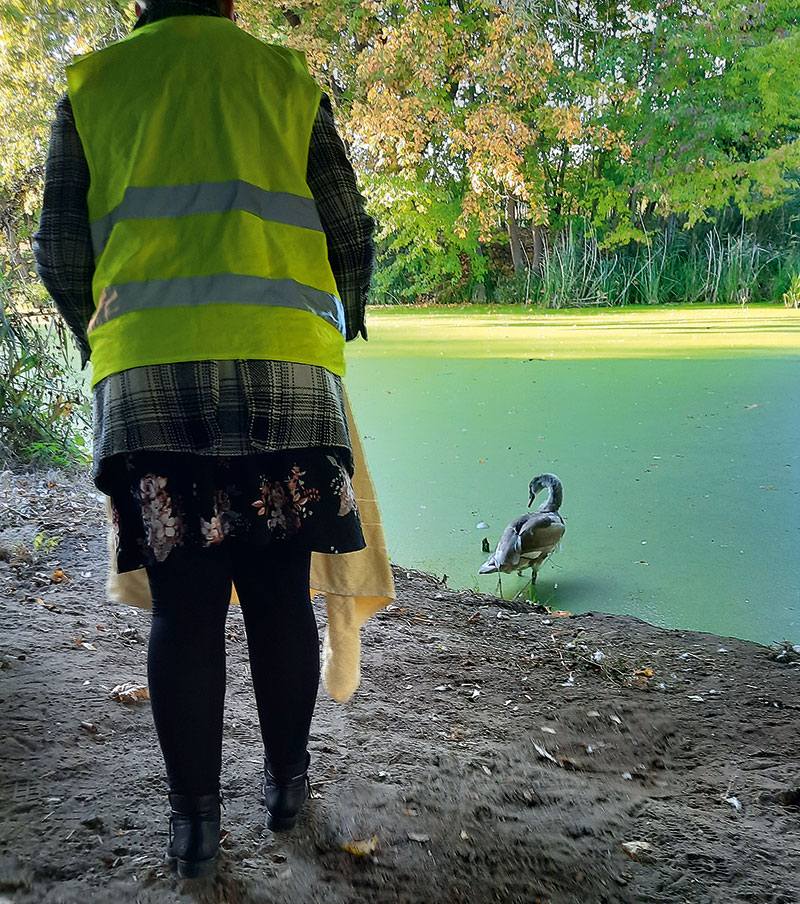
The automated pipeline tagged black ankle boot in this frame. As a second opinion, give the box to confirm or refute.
[263,756,311,831]
[167,792,221,879]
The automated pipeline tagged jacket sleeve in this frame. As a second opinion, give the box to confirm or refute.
[33,95,94,366]
[306,94,374,342]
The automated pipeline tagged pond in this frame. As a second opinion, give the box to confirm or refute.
[345,305,800,646]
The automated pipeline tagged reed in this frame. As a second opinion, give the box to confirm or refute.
[0,278,90,467]
[507,226,800,309]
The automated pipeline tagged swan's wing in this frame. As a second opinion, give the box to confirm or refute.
[479,517,528,573]
[519,513,565,557]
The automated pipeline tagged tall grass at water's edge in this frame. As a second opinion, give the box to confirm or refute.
[0,277,91,468]
[489,227,800,308]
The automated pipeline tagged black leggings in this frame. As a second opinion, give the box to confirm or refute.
[145,541,319,796]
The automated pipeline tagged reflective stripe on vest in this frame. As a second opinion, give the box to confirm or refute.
[89,274,345,335]
[89,181,325,258]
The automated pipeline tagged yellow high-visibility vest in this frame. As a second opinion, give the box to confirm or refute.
[67,16,345,387]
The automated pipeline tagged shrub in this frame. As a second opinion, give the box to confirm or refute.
[0,278,90,468]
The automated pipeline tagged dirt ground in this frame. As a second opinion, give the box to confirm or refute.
[1,467,799,904]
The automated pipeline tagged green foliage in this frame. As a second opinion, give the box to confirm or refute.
[0,278,90,467]
[0,1,131,196]
[0,3,126,465]
[366,174,490,303]
[782,272,800,307]
[634,0,800,225]
[33,531,60,562]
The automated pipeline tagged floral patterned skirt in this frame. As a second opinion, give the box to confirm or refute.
[103,448,366,573]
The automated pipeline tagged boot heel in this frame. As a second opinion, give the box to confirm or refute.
[263,756,311,832]
[167,792,221,878]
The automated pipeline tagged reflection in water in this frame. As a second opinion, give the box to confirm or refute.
[346,347,800,646]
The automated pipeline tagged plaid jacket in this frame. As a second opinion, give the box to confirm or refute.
[34,86,374,478]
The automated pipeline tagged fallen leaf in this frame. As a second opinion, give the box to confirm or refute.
[549,610,571,617]
[109,682,150,704]
[81,642,98,652]
[407,833,431,844]
[635,668,654,678]
[342,835,378,856]
[621,841,653,861]
[50,570,69,584]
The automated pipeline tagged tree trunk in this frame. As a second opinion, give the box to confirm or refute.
[531,224,546,275]
[666,212,677,246]
[629,187,638,226]
[506,197,524,276]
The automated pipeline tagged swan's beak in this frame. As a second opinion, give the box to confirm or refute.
[528,490,535,507]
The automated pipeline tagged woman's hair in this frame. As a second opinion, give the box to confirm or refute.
[134,0,225,29]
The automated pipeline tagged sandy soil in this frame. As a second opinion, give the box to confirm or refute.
[1,468,799,904]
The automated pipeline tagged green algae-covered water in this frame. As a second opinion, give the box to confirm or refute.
[345,306,800,646]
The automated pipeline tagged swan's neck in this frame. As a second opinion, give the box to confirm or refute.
[537,483,562,513]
